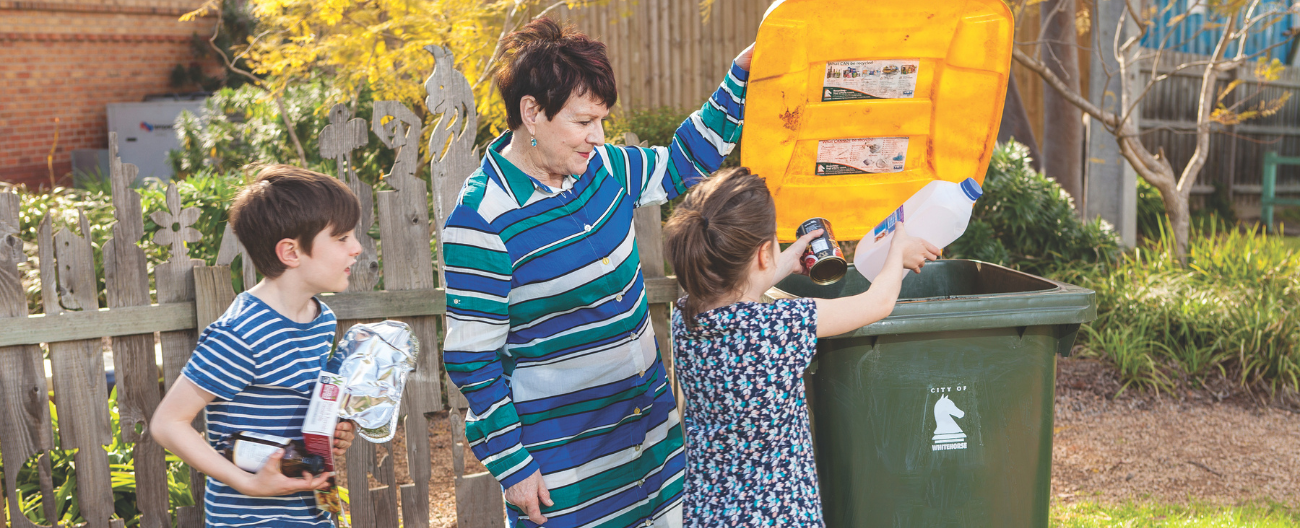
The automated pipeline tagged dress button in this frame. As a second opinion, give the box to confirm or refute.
[634,407,641,415]
[616,294,623,302]
[601,257,611,265]
[453,299,460,304]
[638,370,645,378]
[638,478,645,487]
[584,224,591,231]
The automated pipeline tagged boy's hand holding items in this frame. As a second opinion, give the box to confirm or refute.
[274,320,419,513]
[155,321,417,499]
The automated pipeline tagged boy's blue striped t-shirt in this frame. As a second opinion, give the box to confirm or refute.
[181,291,341,527]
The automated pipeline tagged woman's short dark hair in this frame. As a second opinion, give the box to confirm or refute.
[665,167,777,327]
[495,17,618,130]
[229,165,361,279]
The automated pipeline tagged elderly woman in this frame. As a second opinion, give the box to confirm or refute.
[442,17,752,528]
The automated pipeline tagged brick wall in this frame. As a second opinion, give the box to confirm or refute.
[0,0,218,188]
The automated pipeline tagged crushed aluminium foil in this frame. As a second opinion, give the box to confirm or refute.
[336,320,419,443]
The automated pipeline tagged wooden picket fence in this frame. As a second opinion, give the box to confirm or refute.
[556,0,772,112]
[1135,49,1300,213]
[0,46,681,528]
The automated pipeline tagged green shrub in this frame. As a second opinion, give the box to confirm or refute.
[1059,222,1300,394]
[604,106,691,148]
[947,140,1122,275]
[11,388,194,527]
[1136,177,1167,241]
[137,170,246,267]
[170,83,395,184]
[5,169,250,314]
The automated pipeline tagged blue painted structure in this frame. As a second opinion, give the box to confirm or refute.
[1139,0,1297,63]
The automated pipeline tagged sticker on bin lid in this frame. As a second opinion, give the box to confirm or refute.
[815,137,908,175]
[823,60,919,101]
[925,384,980,452]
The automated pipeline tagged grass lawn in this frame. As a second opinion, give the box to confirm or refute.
[1053,500,1299,527]
[1279,235,1300,252]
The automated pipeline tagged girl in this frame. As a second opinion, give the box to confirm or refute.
[664,167,939,527]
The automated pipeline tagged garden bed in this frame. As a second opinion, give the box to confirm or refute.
[1052,357,1300,507]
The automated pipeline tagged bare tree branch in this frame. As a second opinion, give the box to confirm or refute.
[1177,13,1235,195]
[1233,0,1264,62]
[204,0,309,166]
[1123,0,1147,30]
[1013,47,1117,128]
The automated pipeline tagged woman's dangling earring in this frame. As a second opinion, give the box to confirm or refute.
[530,137,538,147]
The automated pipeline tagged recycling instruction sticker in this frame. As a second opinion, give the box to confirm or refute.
[823,60,919,101]
[815,137,908,175]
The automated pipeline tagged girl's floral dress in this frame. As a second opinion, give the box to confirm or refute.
[672,298,824,527]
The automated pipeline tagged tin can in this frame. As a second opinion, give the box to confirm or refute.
[797,217,848,285]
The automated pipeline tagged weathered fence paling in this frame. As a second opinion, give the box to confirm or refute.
[103,134,171,528]
[556,0,766,112]
[0,185,58,528]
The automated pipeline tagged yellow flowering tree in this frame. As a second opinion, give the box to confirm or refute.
[185,0,586,162]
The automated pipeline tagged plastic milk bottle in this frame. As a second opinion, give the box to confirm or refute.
[854,178,983,281]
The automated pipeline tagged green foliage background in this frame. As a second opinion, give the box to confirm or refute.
[946,141,1122,275]
[170,83,396,184]
[7,389,194,527]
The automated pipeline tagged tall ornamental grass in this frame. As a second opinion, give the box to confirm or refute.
[949,141,1299,396]
[1054,222,1300,395]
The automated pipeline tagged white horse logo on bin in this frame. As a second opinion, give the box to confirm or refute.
[931,394,968,451]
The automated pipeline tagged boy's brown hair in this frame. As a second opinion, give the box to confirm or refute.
[228,165,361,279]
[664,167,777,327]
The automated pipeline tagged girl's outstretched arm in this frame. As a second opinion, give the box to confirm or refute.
[814,224,939,337]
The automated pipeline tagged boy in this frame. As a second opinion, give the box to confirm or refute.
[153,165,361,526]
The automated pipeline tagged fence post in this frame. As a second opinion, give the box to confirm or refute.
[1263,151,1278,230]
[425,44,477,413]
[102,133,172,528]
[157,182,210,527]
[374,99,443,528]
[0,190,57,528]
[322,104,381,292]
[45,209,116,528]
[425,44,507,528]
[1084,0,1139,247]
[624,133,683,417]
[450,410,506,527]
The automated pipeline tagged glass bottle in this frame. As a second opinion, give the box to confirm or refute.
[221,431,326,477]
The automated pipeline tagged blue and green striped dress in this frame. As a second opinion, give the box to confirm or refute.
[442,62,748,528]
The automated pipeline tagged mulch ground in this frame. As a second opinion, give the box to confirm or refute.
[1051,357,1300,506]
[407,358,1300,526]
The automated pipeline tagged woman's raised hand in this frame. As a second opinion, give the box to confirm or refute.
[736,43,755,71]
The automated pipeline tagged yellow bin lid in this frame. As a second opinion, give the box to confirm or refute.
[743,0,1014,242]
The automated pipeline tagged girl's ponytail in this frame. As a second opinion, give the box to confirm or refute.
[665,167,777,327]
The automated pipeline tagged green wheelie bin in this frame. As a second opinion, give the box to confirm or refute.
[770,259,1096,527]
